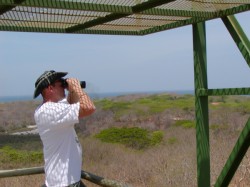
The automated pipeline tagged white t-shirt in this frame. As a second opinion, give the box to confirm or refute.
[34,98,82,187]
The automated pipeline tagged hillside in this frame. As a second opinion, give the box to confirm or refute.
[1,93,249,135]
[0,93,250,186]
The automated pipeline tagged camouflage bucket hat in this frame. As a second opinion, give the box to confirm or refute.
[33,70,68,98]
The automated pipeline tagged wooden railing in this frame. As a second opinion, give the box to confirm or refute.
[0,166,132,187]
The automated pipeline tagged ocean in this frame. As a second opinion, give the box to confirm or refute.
[0,90,194,103]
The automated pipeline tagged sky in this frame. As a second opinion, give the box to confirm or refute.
[0,11,250,97]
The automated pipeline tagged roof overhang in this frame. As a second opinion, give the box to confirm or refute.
[0,0,249,36]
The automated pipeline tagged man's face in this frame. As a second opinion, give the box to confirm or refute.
[52,79,66,101]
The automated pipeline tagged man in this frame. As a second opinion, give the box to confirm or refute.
[33,70,96,187]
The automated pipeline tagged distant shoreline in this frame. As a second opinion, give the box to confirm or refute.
[0,90,194,103]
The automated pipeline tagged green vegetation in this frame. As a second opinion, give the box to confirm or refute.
[173,120,196,129]
[209,96,250,114]
[210,124,228,130]
[0,135,42,151]
[95,94,195,119]
[0,135,43,168]
[1,94,250,167]
[94,127,164,150]
[1,93,250,186]
[95,95,250,119]
[151,131,164,146]
[167,137,178,145]
[0,146,43,165]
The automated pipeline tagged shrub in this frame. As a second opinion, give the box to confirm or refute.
[0,145,43,164]
[150,131,164,146]
[94,127,164,150]
[174,120,196,128]
[94,94,195,120]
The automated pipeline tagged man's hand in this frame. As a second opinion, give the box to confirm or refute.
[66,78,81,93]
[66,78,81,104]
[66,78,95,118]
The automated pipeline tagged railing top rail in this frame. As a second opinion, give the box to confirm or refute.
[0,166,132,187]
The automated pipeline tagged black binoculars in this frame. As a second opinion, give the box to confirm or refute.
[61,79,86,89]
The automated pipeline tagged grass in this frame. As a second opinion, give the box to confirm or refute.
[0,135,43,170]
[0,146,43,167]
[0,134,42,151]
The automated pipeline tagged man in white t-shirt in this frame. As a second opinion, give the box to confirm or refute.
[33,70,95,187]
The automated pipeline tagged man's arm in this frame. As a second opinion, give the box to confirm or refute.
[66,78,95,118]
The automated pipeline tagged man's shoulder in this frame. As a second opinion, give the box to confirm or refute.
[41,99,69,108]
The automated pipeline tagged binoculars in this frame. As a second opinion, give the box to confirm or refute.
[61,79,86,89]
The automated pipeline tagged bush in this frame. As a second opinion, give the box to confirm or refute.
[0,145,43,164]
[174,120,196,128]
[150,131,164,145]
[94,127,164,150]
[94,94,195,120]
